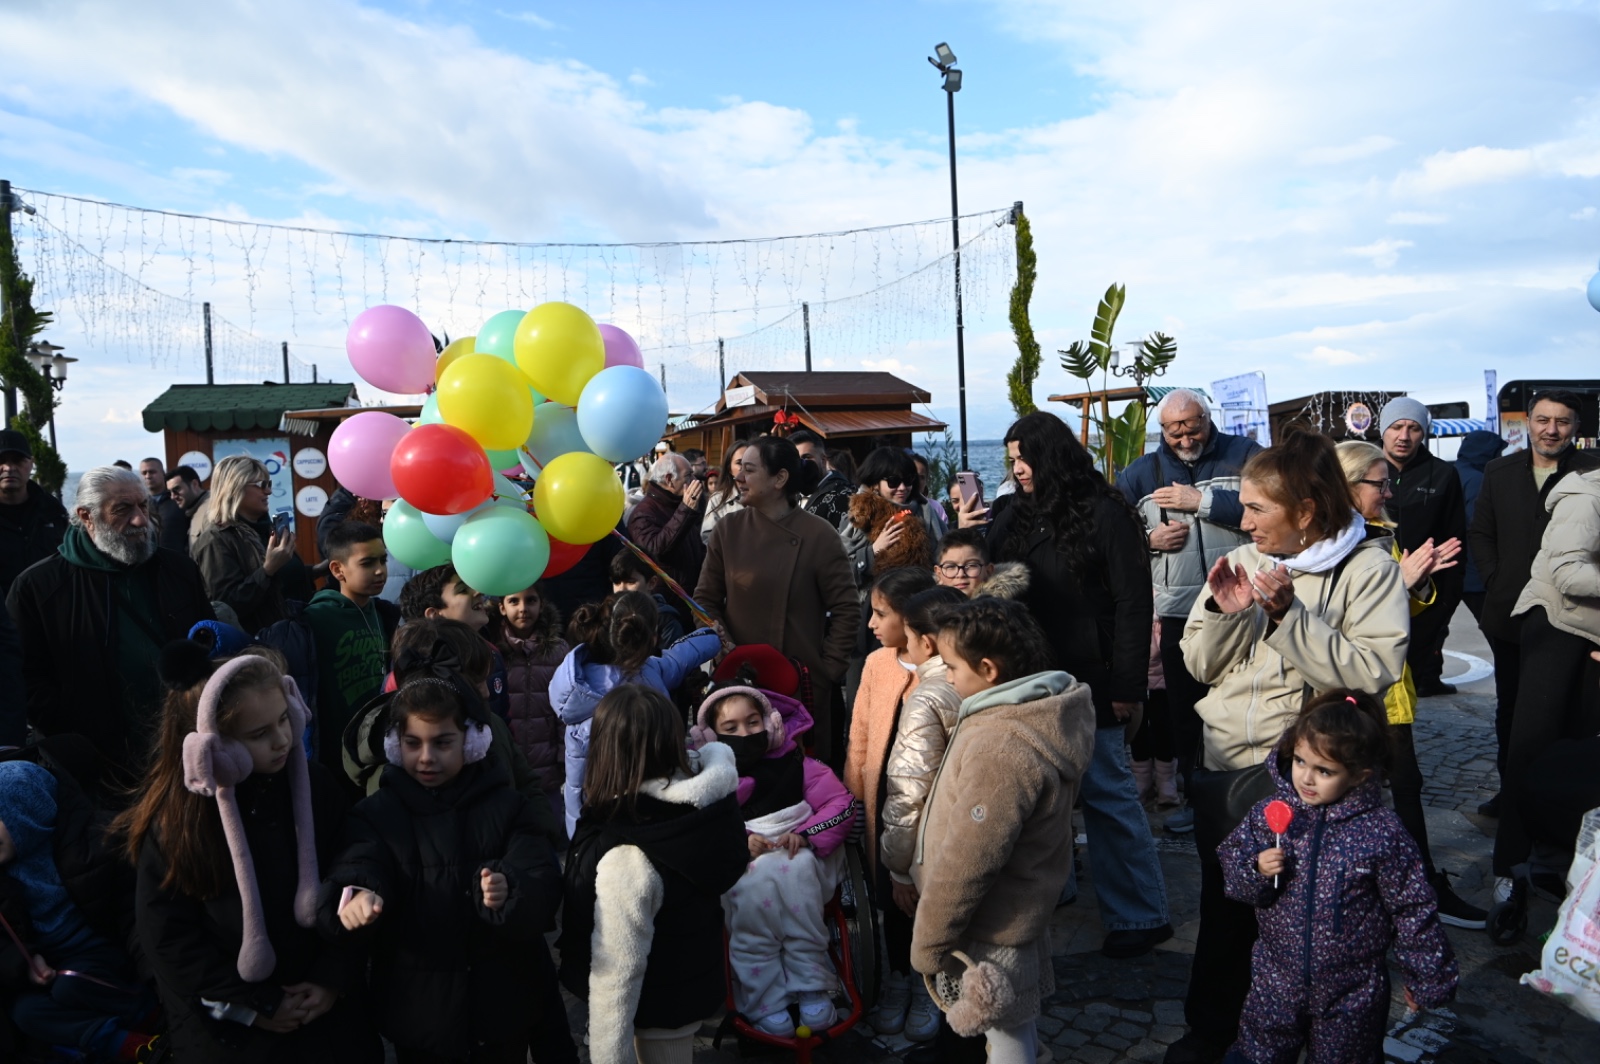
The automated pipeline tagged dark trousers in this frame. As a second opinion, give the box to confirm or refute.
[396,1044,527,1064]
[1387,723,1433,875]
[1493,608,1600,876]
[1160,615,1209,792]
[1185,852,1259,1046]
[1407,584,1461,690]
[8,938,151,1052]
[1487,634,1522,777]
[881,878,914,975]
[529,941,579,1064]
[1130,689,1175,761]
[1519,736,1600,857]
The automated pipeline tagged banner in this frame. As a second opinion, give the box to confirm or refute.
[1211,372,1272,446]
[1484,369,1499,436]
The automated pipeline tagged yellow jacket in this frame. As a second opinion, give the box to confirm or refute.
[1380,522,1434,726]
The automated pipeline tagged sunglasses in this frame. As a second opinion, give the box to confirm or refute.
[881,476,910,490]
[248,479,272,491]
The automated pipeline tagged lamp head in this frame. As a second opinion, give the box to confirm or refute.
[935,42,957,66]
[944,68,962,92]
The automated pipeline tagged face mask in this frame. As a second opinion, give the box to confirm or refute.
[716,732,770,776]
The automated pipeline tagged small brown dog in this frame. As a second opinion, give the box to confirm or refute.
[848,491,933,573]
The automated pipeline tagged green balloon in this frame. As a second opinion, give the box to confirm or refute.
[475,310,528,362]
[385,500,453,570]
[487,448,521,472]
[417,392,443,425]
[451,506,551,597]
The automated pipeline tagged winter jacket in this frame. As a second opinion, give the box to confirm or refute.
[0,480,68,598]
[839,491,935,590]
[154,491,189,555]
[560,742,748,1063]
[844,646,920,867]
[1454,430,1507,595]
[1385,447,1467,601]
[1119,429,1262,618]
[988,494,1154,725]
[971,561,1031,601]
[1377,527,1429,727]
[0,596,24,746]
[498,626,571,800]
[700,491,743,544]
[1218,752,1457,1046]
[1512,469,1600,646]
[7,537,214,779]
[804,470,854,531]
[880,656,962,883]
[1470,446,1600,642]
[910,671,1095,1030]
[550,628,723,836]
[192,520,289,634]
[137,763,378,1064]
[626,481,707,594]
[319,759,562,1058]
[1180,525,1409,772]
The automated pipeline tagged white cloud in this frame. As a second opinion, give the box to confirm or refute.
[1345,238,1415,268]
[1387,211,1449,225]
[1573,206,1597,220]
[628,70,653,87]
[1299,135,1398,166]
[1298,345,1373,366]
[1393,145,1538,195]
[494,9,555,30]
[99,407,140,424]
[862,358,918,374]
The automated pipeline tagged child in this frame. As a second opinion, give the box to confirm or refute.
[843,566,937,1040]
[550,591,721,837]
[609,550,687,646]
[1217,690,1458,1064]
[0,761,155,1061]
[322,647,566,1064]
[116,643,379,1062]
[911,598,1094,1063]
[689,671,857,1037]
[490,582,570,823]
[559,685,748,1064]
[304,521,397,759]
[933,529,1031,600]
[400,564,508,719]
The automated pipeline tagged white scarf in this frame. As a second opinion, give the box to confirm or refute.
[1276,512,1366,574]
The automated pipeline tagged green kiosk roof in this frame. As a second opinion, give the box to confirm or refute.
[143,383,357,433]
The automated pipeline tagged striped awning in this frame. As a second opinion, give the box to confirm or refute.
[1145,386,1212,403]
[1431,418,1490,438]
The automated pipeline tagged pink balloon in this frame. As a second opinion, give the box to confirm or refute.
[598,324,645,370]
[329,411,411,500]
[346,305,437,393]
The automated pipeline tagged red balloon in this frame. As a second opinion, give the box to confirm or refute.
[543,536,590,579]
[1264,799,1294,836]
[390,423,493,515]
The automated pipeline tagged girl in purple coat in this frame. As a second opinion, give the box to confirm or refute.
[689,669,857,1039]
[491,583,570,823]
[1219,689,1457,1064]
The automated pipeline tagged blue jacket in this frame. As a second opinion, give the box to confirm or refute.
[1119,429,1262,617]
[1454,430,1507,594]
[550,628,722,836]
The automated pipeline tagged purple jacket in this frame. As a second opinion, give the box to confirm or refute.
[734,689,856,858]
[1218,753,1458,1009]
[499,630,570,797]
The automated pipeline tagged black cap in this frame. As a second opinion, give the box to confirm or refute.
[0,429,32,460]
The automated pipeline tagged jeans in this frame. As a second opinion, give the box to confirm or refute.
[7,938,151,1053]
[1080,724,1169,931]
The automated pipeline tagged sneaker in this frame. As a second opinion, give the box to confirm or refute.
[868,972,910,1035]
[1430,870,1487,930]
[1487,875,1528,945]
[1164,806,1195,834]
[904,979,939,1042]
[1417,681,1457,697]
[753,1009,795,1038]
[1477,792,1501,818]
[797,991,835,1031]
[1102,923,1175,959]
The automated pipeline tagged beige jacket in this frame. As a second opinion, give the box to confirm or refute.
[1180,528,1409,772]
[1513,469,1600,645]
[880,656,962,883]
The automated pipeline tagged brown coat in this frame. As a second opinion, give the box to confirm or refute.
[695,503,862,722]
[844,646,919,865]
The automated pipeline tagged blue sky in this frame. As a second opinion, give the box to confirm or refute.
[4,0,1600,470]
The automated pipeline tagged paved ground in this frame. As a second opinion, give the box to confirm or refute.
[562,604,1600,1061]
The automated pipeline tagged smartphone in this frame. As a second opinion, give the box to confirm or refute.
[957,471,983,506]
[272,509,293,536]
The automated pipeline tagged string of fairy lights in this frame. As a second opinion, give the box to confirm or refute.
[11,187,1017,406]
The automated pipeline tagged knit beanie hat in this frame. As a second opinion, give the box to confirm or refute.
[0,762,75,943]
[181,655,319,982]
[1379,397,1430,436]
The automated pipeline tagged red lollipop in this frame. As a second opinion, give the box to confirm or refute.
[1264,800,1294,836]
[391,423,493,515]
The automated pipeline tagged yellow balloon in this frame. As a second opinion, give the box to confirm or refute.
[533,451,624,545]
[513,302,604,407]
[437,335,476,381]
[437,354,535,451]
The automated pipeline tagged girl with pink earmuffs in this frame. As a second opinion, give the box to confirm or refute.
[116,641,379,1063]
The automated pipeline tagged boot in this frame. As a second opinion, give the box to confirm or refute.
[1130,759,1155,807]
[1153,759,1181,808]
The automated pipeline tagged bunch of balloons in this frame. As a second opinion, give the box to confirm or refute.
[329,301,670,595]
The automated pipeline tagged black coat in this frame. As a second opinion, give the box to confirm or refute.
[319,759,561,1058]
[560,791,748,1030]
[1385,448,1467,597]
[0,481,68,598]
[1469,446,1600,642]
[6,547,214,779]
[154,492,189,555]
[0,601,23,747]
[136,763,378,1064]
[989,493,1154,726]
[804,470,855,531]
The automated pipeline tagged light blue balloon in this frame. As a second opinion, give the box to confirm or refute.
[417,392,443,425]
[476,310,527,362]
[451,506,552,597]
[1588,271,1600,313]
[577,366,669,463]
[524,402,592,472]
[422,500,494,545]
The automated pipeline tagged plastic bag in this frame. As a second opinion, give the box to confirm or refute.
[1520,806,1600,1021]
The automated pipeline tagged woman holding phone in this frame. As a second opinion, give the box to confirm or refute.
[191,455,299,632]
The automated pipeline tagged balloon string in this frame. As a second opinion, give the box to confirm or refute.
[609,531,716,630]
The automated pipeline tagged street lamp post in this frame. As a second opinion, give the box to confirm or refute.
[24,341,74,450]
[928,42,968,473]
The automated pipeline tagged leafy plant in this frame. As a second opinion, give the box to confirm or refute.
[1005,206,1040,417]
[0,210,63,494]
[922,425,960,499]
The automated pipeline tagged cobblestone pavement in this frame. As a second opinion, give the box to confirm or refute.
[567,606,1599,1061]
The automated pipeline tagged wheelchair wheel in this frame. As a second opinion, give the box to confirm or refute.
[840,842,881,1007]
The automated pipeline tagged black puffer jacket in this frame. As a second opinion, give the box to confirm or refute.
[0,481,68,598]
[1386,447,1467,595]
[319,758,561,1059]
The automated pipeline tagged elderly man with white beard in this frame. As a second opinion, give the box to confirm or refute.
[6,465,213,782]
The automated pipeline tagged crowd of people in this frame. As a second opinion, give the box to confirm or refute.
[0,388,1596,1064]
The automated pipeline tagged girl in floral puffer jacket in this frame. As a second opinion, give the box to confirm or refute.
[491,583,570,824]
[1218,690,1457,1064]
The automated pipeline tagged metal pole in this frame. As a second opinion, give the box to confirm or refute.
[803,302,812,371]
[946,88,968,472]
[47,405,56,450]
[203,302,215,384]
[312,364,318,383]
[659,362,666,392]
[282,341,290,383]
[717,338,725,386]
[1,179,18,423]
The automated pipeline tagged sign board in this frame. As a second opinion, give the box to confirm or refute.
[292,447,327,480]
[1484,369,1499,436]
[177,450,213,482]
[295,485,329,518]
[213,437,294,529]
[723,385,757,408]
[1211,372,1272,446]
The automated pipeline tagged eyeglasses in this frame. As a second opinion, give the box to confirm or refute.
[936,561,988,577]
[1161,416,1208,440]
[1355,478,1392,493]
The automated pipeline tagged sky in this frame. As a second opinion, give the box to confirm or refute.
[4,0,1600,472]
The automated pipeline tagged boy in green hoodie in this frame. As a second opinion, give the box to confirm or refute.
[306,520,397,757]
